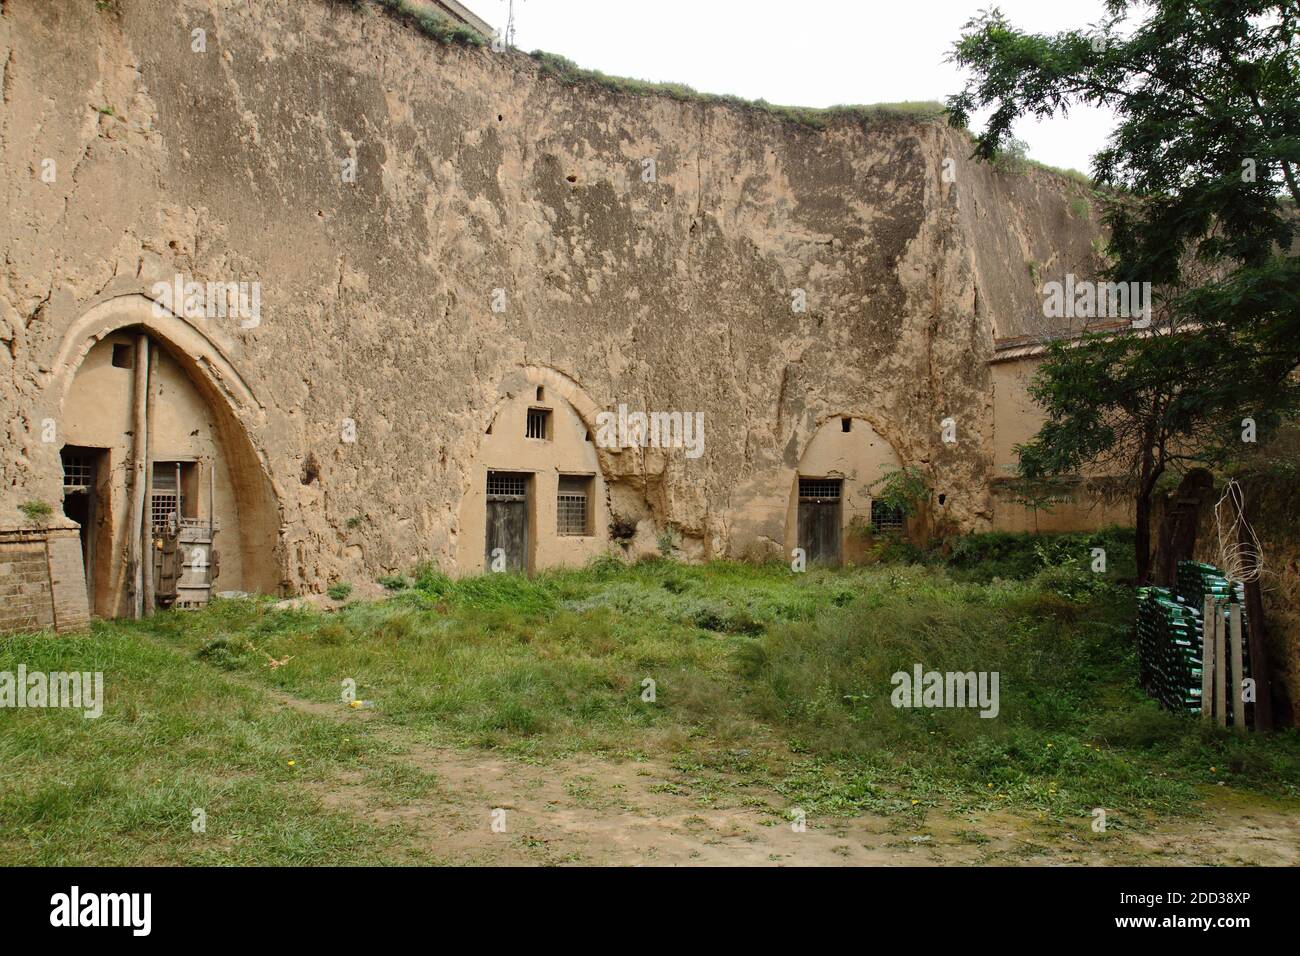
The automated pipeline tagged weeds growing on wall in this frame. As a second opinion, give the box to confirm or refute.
[372,0,486,47]
[18,500,53,524]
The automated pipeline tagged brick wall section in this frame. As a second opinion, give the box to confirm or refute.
[0,528,90,635]
[0,533,55,633]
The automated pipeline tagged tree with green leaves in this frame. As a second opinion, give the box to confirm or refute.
[947,0,1300,583]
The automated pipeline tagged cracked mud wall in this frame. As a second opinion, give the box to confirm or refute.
[2,0,1103,595]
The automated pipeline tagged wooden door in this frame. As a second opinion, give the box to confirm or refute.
[485,471,529,572]
[798,478,842,566]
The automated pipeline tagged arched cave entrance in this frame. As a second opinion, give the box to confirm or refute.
[53,298,280,617]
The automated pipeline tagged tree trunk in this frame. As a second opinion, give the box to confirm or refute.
[1135,488,1152,585]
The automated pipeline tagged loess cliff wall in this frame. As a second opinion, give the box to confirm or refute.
[1,0,1103,593]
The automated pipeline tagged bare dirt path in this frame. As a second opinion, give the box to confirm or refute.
[257,682,1300,866]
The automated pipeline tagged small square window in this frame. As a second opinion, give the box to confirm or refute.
[536,386,545,401]
[526,407,552,440]
[112,343,133,368]
[60,449,94,489]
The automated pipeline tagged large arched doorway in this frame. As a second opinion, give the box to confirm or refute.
[50,295,280,617]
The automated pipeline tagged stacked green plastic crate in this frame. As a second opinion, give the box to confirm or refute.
[1136,586,1203,714]
[1136,561,1251,717]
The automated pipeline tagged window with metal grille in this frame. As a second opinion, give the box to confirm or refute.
[798,478,842,500]
[871,500,906,532]
[61,452,94,489]
[486,471,528,499]
[151,462,197,533]
[151,492,180,533]
[556,475,592,536]
[525,407,551,440]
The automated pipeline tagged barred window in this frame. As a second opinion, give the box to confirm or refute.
[871,500,906,532]
[151,462,199,534]
[799,478,842,501]
[557,475,592,536]
[486,471,528,499]
[151,464,181,534]
[526,407,551,440]
[61,452,94,489]
[151,492,180,533]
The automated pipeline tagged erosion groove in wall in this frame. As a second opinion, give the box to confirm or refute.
[2,0,1102,594]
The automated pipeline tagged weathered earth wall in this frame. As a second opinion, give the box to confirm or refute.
[2,0,1103,595]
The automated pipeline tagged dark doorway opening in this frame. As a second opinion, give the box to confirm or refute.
[798,477,843,566]
[61,446,107,608]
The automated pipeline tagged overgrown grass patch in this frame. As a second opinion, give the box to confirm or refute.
[117,550,1300,822]
[7,541,1296,861]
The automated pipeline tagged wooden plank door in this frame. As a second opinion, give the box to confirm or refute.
[798,478,842,566]
[485,471,529,573]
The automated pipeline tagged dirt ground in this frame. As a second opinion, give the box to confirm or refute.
[268,685,1298,867]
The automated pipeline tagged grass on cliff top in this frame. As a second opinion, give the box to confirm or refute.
[368,0,486,47]
[341,3,949,130]
[23,538,1292,831]
[528,51,948,129]
[342,0,1098,189]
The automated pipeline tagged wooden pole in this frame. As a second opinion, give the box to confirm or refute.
[1232,491,1273,730]
[1229,603,1246,733]
[1201,596,1215,722]
[1213,598,1227,728]
[141,345,158,616]
[126,334,149,619]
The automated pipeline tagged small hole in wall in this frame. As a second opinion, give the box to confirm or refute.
[566,174,577,183]
[585,430,593,443]
[300,452,320,486]
[497,114,503,122]
[111,344,133,368]
[938,493,947,505]
[536,386,544,401]
[841,417,851,433]
[486,421,493,435]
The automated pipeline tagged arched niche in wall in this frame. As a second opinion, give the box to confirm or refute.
[784,414,905,566]
[47,294,281,614]
[455,366,611,574]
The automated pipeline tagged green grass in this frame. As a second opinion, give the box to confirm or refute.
[373,0,486,47]
[4,541,1297,862]
[528,51,948,129]
[0,629,411,864]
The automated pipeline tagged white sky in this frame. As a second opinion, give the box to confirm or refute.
[473,0,1121,174]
